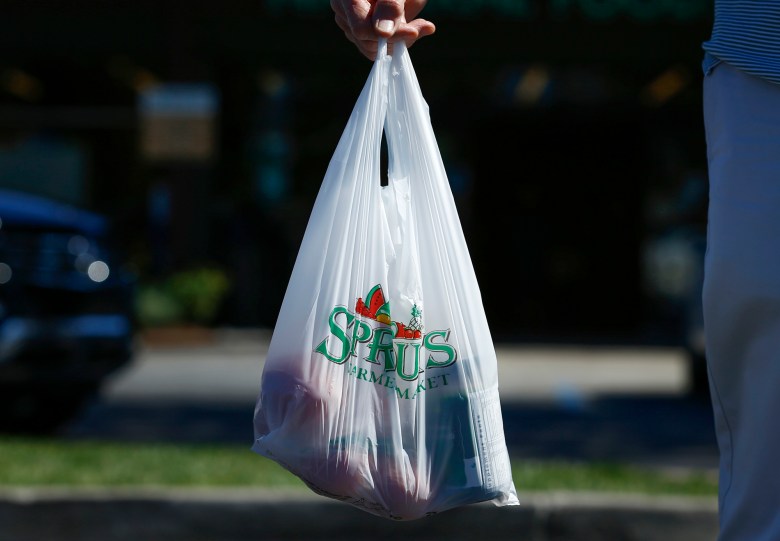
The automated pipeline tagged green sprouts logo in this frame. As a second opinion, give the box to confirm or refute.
[315,284,458,399]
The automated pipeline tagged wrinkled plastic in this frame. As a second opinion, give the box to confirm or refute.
[252,40,519,520]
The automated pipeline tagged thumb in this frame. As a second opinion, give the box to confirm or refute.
[372,0,405,36]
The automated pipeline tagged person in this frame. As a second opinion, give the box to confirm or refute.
[700,2,780,540]
[332,1,780,539]
[330,0,434,60]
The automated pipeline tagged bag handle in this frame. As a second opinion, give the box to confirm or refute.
[376,38,388,62]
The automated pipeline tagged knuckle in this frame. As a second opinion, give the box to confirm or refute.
[375,0,404,14]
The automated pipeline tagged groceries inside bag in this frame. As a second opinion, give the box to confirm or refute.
[252,41,519,520]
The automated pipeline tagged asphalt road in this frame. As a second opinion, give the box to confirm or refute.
[61,328,719,472]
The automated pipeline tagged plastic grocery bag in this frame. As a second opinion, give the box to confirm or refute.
[252,40,519,520]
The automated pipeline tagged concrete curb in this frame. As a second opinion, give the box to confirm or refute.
[0,488,718,541]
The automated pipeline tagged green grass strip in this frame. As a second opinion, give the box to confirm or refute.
[0,437,716,496]
[0,437,303,488]
[512,460,717,496]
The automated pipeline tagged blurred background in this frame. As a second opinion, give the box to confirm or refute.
[0,0,715,480]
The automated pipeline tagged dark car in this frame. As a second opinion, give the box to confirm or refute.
[0,189,136,433]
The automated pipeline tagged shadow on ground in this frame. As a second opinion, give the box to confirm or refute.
[61,392,718,470]
[501,394,717,469]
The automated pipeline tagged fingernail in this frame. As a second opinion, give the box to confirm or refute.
[376,19,394,33]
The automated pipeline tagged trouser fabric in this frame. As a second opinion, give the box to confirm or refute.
[703,60,780,541]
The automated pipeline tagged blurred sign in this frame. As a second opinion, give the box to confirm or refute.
[264,0,710,21]
[139,83,219,163]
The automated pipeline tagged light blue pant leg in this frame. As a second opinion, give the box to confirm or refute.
[703,61,780,541]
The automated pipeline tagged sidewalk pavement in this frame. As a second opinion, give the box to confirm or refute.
[0,487,718,541]
[46,328,719,540]
[106,327,692,404]
[69,327,717,471]
[84,327,716,471]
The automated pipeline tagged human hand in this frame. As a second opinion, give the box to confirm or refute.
[331,0,435,60]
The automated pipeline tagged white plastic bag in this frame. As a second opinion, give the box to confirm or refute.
[252,40,518,520]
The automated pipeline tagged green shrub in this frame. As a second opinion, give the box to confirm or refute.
[136,266,231,327]
[136,283,185,328]
[168,267,231,325]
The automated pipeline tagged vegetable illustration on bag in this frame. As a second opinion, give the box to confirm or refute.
[252,40,519,520]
